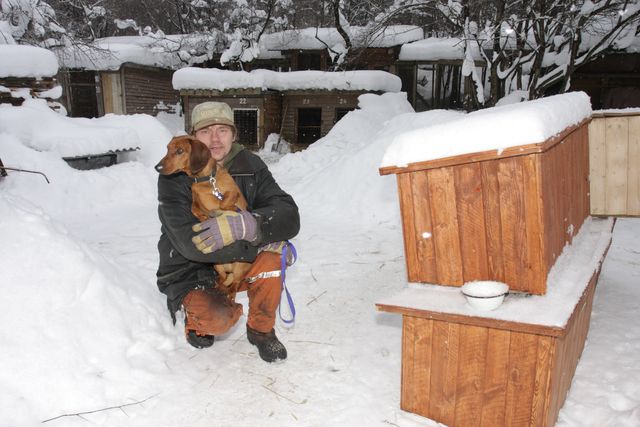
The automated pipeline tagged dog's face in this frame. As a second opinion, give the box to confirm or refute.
[155,135,212,176]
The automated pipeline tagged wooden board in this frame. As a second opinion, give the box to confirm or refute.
[604,117,629,214]
[589,114,640,216]
[628,116,640,215]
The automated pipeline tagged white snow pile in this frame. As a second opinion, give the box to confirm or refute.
[270,92,461,228]
[381,91,592,168]
[173,68,402,93]
[0,44,59,78]
[0,99,171,164]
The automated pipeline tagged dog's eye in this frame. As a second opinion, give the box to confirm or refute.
[176,148,184,155]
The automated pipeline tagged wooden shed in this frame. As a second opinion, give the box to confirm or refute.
[181,89,282,147]
[397,37,486,111]
[260,25,423,72]
[56,33,224,118]
[570,53,640,109]
[376,94,605,426]
[173,68,402,147]
[58,63,180,118]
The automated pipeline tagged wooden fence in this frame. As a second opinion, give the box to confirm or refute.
[589,111,640,216]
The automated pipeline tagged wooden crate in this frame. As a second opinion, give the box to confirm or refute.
[589,112,640,216]
[379,119,591,294]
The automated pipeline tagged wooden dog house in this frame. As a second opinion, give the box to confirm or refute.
[376,93,611,426]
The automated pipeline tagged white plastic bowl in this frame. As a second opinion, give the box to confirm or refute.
[461,281,509,311]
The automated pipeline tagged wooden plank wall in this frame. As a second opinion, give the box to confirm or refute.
[540,124,590,271]
[402,316,553,426]
[400,272,598,426]
[281,92,360,144]
[397,124,589,294]
[589,113,640,216]
[123,66,179,116]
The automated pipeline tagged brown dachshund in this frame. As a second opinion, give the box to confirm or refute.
[155,135,252,299]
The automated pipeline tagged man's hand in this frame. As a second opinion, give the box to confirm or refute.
[192,210,258,254]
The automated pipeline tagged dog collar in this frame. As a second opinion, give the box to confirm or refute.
[193,170,224,201]
[193,168,215,183]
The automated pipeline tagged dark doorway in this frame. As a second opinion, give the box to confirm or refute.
[68,71,99,118]
[299,52,322,70]
[234,109,258,145]
[297,108,322,144]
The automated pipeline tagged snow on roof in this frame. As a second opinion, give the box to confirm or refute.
[380,91,592,168]
[173,68,402,92]
[55,33,224,71]
[262,25,424,51]
[399,37,483,62]
[0,44,59,78]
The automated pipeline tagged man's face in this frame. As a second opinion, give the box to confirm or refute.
[194,124,234,162]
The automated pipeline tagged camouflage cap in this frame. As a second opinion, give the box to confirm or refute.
[190,101,237,134]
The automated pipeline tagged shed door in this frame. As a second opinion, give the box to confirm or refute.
[297,108,322,144]
[234,109,258,146]
[69,71,99,118]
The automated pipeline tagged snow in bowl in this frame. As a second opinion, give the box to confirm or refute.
[461,280,510,311]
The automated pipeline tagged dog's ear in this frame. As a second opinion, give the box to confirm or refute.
[189,138,211,174]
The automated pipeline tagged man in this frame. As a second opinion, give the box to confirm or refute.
[156,101,300,362]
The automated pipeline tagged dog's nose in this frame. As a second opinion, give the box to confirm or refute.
[155,163,163,173]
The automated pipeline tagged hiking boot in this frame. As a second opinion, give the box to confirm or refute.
[247,326,287,362]
[186,330,215,349]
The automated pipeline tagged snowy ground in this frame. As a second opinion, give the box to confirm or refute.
[1,94,639,426]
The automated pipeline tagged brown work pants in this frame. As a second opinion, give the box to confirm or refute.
[183,251,282,336]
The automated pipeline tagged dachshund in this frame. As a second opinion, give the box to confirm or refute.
[155,135,252,299]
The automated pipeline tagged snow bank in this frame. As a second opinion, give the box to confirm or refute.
[0,44,58,78]
[0,132,179,424]
[173,68,402,93]
[381,92,592,168]
[268,92,461,229]
[0,100,171,166]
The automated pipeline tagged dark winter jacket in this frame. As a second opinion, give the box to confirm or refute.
[156,145,300,317]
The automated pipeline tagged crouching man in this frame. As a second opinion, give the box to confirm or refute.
[156,102,300,362]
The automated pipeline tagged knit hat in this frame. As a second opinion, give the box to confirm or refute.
[190,102,236,134]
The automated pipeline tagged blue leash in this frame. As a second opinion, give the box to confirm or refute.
[278,241,297,324]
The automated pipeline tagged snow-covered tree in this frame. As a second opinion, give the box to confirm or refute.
[1,0,68,46]
[374,0,640,108]
[48,0,110,40]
